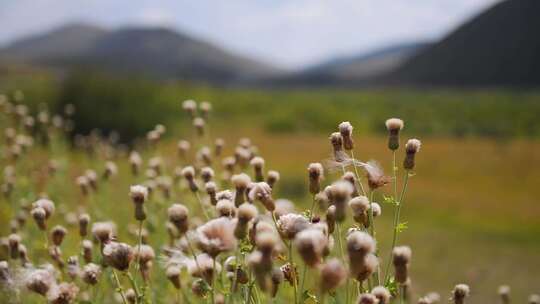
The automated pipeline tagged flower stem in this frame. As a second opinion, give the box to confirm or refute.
[112,270,128,304]
[335,222,348,304]
[194,192,210,220]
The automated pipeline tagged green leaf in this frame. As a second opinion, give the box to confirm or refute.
[385,277,399,296]
[302,290,319,303]
[396,222,408,233]
[383,195,399,206]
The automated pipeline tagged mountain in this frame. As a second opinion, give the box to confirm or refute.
[0,23,277,84]
[260,42,430,86]
[385,0,540,87]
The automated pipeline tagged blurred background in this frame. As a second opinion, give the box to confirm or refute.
[1,0,539,302]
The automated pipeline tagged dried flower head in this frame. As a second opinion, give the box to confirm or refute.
[166,265,182,289]
[129,185,148,205]
[452,284,470,304]
[338,121,354,150]
[25,267,56,296]
[277,213,310,240]
[266,170,280,188]
[294,228,327,267]
[82,263,101,285]
[372,286,391,304]
[196,218,237,257]
[307,163,324,194]
[319,258,347,293]
[51,225,67,246]
[392,246,411,284]
[78,213,90,237]
[273,199,295,219]
[91,222,115,244]
[404,139,422,170]
[216,199,236,217]
[529,294,540,304]
[364,161,389,190]
[103,242,134,271]
[182,99,197,116]
[357,293,379,304]
[327,180,354,221]
[187,253,222,283]
[330,132,344,161]
[248,182,275,211]
[33,198,55,219]
[82,240,93,263]
[168,204,189,234]
[498,285,510,304]
[349,196,370,226]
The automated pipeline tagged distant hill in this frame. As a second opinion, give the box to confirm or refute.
[385,0,540,87]
[0,23,277,84]
[260,42,430,86]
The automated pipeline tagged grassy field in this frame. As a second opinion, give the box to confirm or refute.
[1,77,540,303]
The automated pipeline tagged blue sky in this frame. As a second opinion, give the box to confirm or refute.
[0,0,499,68]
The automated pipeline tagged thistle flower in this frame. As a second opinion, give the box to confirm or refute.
[8,233,21,259]
[372,286,391,304]
[76,176,90,196]
[205,182,218,205]
[81,263,101,285]
[404,139,421,170]
[168,204,189,235]
[134,244,155,280]
[342,171,360,197]
[326,205,336,234]
[249,182,275,211]
[232,173,251,206]
[82,240,93,263]
[193,117,205,136]
[91,222,115,244]
[187,253,221,284]
[166,265,182,289]
[215,138,225,156]
[294,228,327,267]
[277,213,310,240]
[129,151,142,176]
[452,284,470,304]
[182,99,197,116]
[66,256,79,280]
[271,267,284,297]
[216,199,236,217]
[250,156,265,182]
[266,170,280,188]
[103,161,118,180]
[0,261,10,284]
[25,267,56,296]
[384,118,404,151]
[307,163,324,194]
[32,198,55,219]
[330,132,344,161]
[196,217,237,257]
[327,180,354,221]
[129,184,148,221]
[273,199,295,219]
[364,160,389,190]
[498,285,510,304]
[103,242,133,271]
[357,293,379,304]
[51,225,67,246]
[181,166,199,192]
[347,231,376,281]
[339,121,354,150]
[126,288,137,304]
[235,203,258,239]
[31,207,47,230]
[177,140,191,159]
[349,196,370,227]
[392,246,411,284]
[372,203,382,217]
[319,258,347,293]
[216,190,234,201]
[247,250,272,292]
[529,294,540,304]
[85,170,98,191]
[78,213,90,237]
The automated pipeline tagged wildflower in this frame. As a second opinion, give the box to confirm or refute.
[372,286,391,304]
[372,203,382,217]
[187,253,221,284]
[25,267,56,296]
[126,288,137,304]
[232,173,251,206]
[102,242,134,271]
[129,151,142,176]
[347,231,376,281]
[327,180,354,222]
[251,156,265,182]
[66,256,79,280]
[349,196,370,227]
[193,117,205,136]
[168,204,189,235]
[216,190,234,201]
[320,258,347,293]
[196,218,237,257]
[277,213,310,240]
[91,222,115,244]
[529,294,540,304]
[452,284,470,304]
[498,285,510,304]
[182,99,197,117]
[248,182,275,211]
[51,225,67,246]
[308,163,324,194]
[266,170,280,189]
[404,139,421,170]
[76,176,90,196]
[32,198,55,219]
[216,199,236,217]
[82,240,93,263]
[339,121,354,150]
[78,214,90,237]
[130,185,148,221]
[235,203,258,239]
[385,118,404,151]
[326,205,336,234]
[166,265,182,289]
[82,263,101,285]
[205,182,218,205]
[215,138,225,156]
[134,244,155,280]
[294,228,327,267]
[103,161,118,180]
[181,166,199,192]
[85,170,98,191]
[364,160,389,190]
[392,246,411,284]
[271,267,284,297]
[330,132,344,162]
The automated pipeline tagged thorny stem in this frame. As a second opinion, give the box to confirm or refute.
[194,191,210,220]
[384,171,410,284]
[112,270,129,304]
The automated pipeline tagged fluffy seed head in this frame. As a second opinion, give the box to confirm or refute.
[357,293,379,304]
[129,185,148,204]
[320,258,347,292]
[102,242,134,271]
[385,118,404,131]
[47,282,79,304]
[82,263,101,285]
[166,265,182,289]
[167,204,189,234]
[372,286,391,304]
[392,246,412,266]
[248,182,275,211]
[25,267,56,296]
[237,203,258,222]
[181,166,196,179]
[308,163,324,194]
[91,221,115,243]
[338,122,354,150]
[216,199,236,217]
[529,294,540,304]
[196,217,237,257]
[347,231,376,256]
[274,199,295,219]
[405,139,421,154]
[452,284,470,304]
[33,198,55,219]
[294,228,327,267]
[232,173,251,189]
[266,170,280,188]
[216,190,234,201]
[51,225,67,246]
[277,213,310,240]
[78,213,90,237]
[201,167,214,183]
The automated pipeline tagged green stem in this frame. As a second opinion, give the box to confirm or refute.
[125,271,142,303]
[112,270,129,304]
[350,150,367,196]
[288,242,298,304]
[300,263,308,303]
[367,191,380,286]
[136,220,144,272]
[211,258,216,304]
[384,171,410,284]
[194,192,210,220]
[335,222,348,304]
